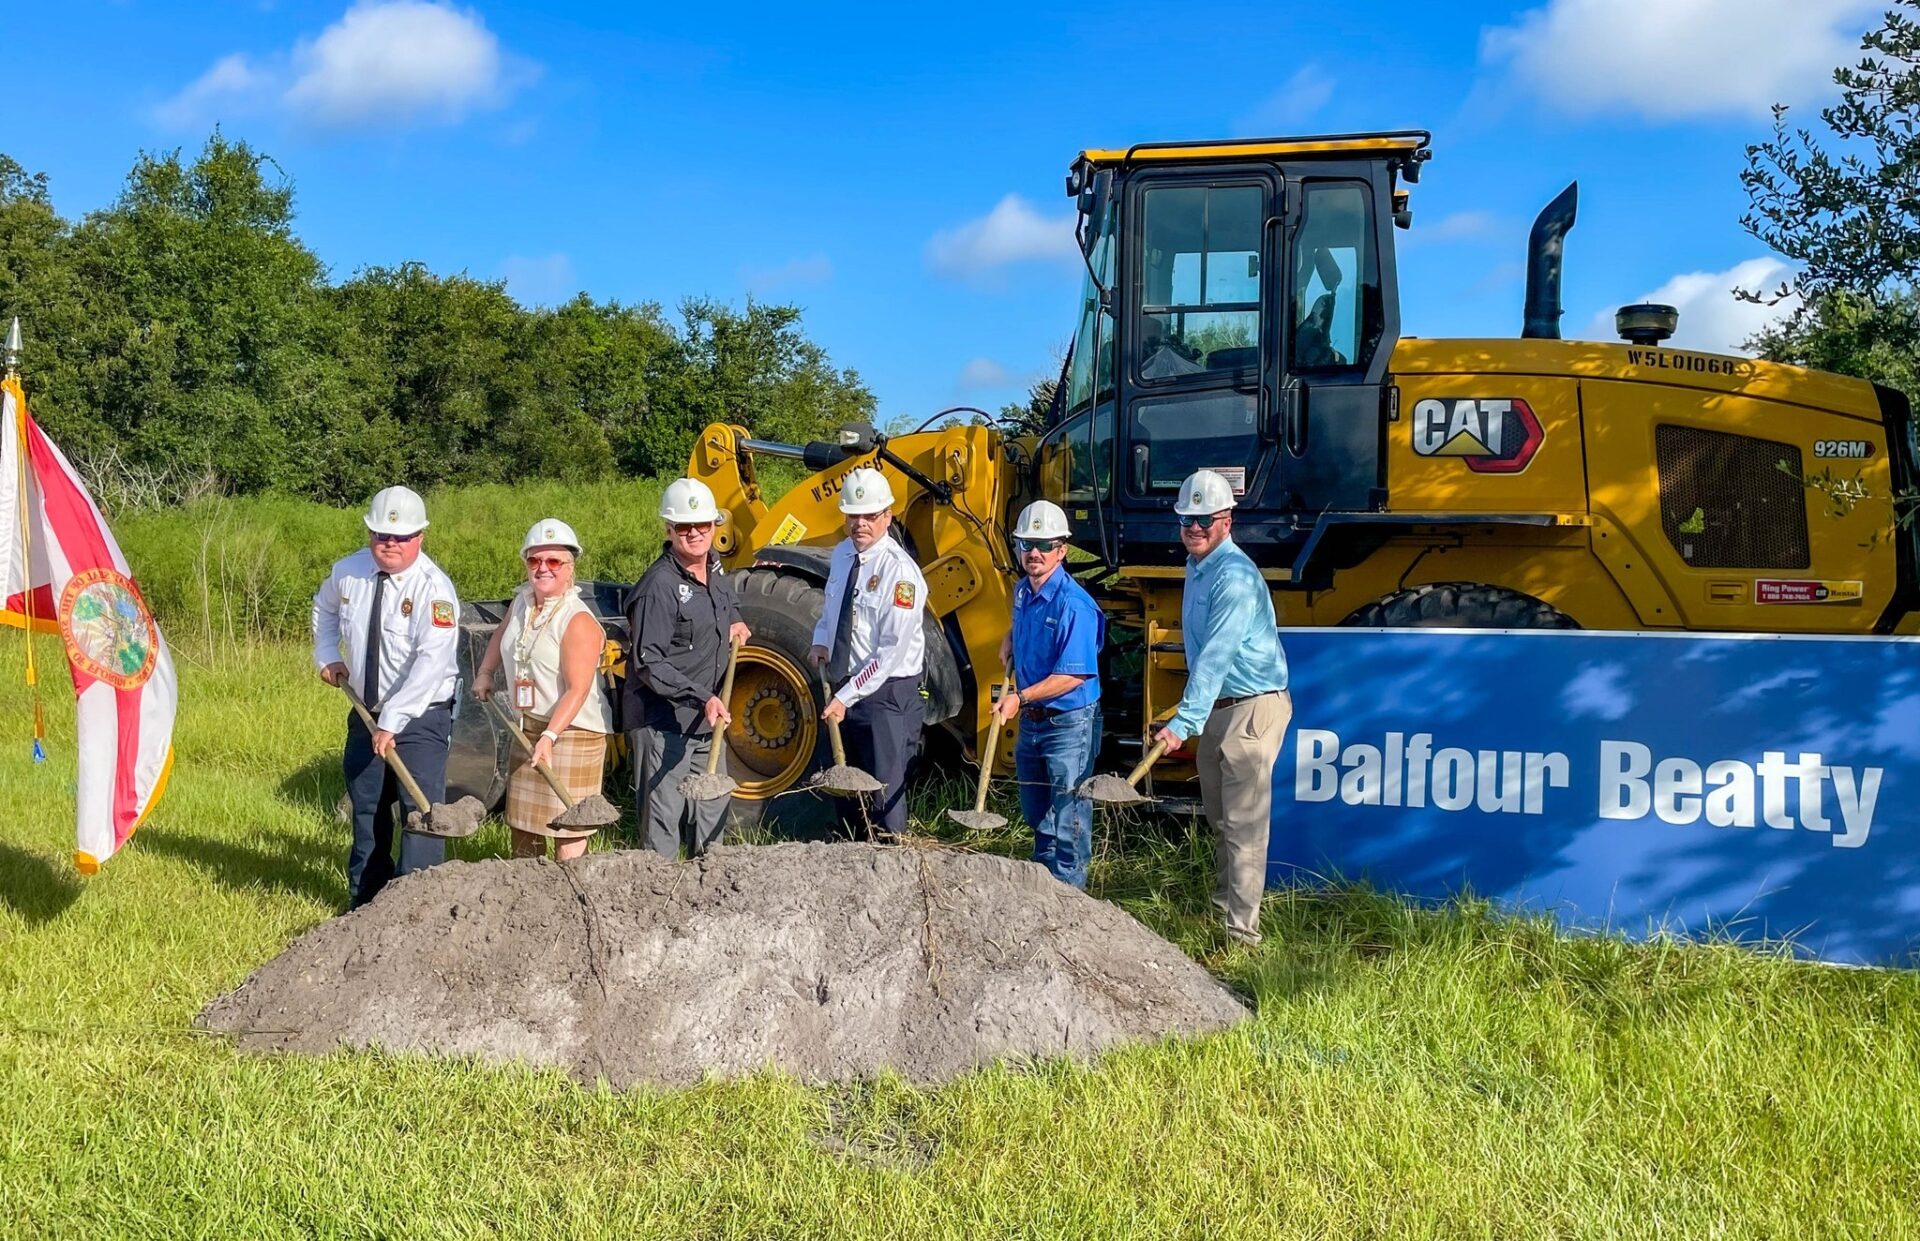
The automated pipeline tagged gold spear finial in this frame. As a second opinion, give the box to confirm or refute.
[3,318,19,377]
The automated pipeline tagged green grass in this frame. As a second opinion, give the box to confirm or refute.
[3,637,1918,1238]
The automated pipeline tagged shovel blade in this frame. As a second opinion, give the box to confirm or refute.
[946,808,1007,831]
[678,772,739,802]
[807,764,885,796]
[550,792,621,829]
[404,795,489,838]
[1075,774,1151,806]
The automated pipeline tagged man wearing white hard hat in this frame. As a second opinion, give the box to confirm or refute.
[994,501,1105,887]
[809,465,927,839]
[623,478,751,858]
[1149,469,1291,946]
[472,518,614,860]
[312,485,462,907]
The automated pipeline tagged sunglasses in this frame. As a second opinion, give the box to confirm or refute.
[372,531,420,544]
[1014,538,1065,554]
[1178,513,1224,531]
[525,555,573,571]
[670,522,715,535]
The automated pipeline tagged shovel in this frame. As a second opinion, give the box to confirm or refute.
[806,667,883,796]
[480,695,621,835]
[1077,737,1171,807]
[679,636,744,801]
[339,682,487,837]
[948,672,1015,831]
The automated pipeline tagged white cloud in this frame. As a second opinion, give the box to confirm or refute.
[1580,257,1799,353]
[155,53,274,127]
[1481,0,1880,120]
[158,1,530,132]
[500,252,576,307]
[957,358,1011,391]
[287,2,517,127]
[926,195,1078,278]
[1416,210,1502,244]
[741,254,833,292]
[1235,65,1336,134]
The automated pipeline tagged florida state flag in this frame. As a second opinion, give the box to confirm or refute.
[1,372,176,872]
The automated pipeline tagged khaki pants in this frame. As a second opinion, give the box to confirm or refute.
[1196,691,1292,942]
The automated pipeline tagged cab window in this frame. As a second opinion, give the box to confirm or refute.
[1137,184,1264,378]
[1289,182,1381,374]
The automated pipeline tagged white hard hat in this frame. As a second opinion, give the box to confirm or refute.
[521,517,581,558]
[364,485,428,535]
[838,467,895,515]
[659,478,724,525]
[1174,470,1238,517]
[1012,500,1071,541]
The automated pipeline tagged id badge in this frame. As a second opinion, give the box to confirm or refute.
[513,678,535,711]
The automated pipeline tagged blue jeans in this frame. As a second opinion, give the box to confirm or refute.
[1015,703,1101,888]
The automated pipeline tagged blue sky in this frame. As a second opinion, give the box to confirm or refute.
[5,1,1886,426]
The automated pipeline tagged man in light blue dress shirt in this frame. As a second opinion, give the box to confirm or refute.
[1152,470,1293,945]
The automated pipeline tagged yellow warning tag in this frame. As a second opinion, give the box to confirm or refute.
[768,514,808,546]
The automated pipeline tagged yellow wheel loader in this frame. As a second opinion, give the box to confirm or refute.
[458,132,1920,814]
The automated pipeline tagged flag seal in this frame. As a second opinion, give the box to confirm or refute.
[57,567,159,690]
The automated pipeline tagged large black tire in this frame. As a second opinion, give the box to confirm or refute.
[1340,582,1579,629]
[724,568,840,838]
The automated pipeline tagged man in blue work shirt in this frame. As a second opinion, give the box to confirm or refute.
[1151,470,1292,945]
[995,501,1105,887]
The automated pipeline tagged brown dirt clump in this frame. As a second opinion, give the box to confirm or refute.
[198,842,1248,1088]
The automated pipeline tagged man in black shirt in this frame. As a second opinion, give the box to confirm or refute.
[624,478,749,857]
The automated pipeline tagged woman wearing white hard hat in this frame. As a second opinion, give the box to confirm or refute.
[473,517,614,859]
[622,478,751,858]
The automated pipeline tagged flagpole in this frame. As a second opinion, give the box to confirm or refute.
[7,317,47,762]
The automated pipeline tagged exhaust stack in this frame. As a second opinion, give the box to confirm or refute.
[1521,182,1578,340]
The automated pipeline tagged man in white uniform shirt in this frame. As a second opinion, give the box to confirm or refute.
[809,466,926,839]
[311,485,462,908]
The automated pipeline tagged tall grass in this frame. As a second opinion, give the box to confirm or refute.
[115,465,815,653]
[2,638,1918,1237]
[117,478,671,648]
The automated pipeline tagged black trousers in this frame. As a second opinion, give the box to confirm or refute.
[343,703,451,908]
[837,676,921,838]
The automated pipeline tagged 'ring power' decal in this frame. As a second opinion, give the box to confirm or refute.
[1411,398,1544,474]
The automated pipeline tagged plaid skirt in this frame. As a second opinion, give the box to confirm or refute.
[505,717,609,834]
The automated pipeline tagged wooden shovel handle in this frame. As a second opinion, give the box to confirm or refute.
[480,694,578,810]
[706,637,743,777]
[1126,738,1171,788]
[973,673,1015,814]
[340,683,433,814]
[818,667,849,768]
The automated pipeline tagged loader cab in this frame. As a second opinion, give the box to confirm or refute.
[1035,131,1426,567]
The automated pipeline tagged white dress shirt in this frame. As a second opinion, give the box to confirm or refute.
[312,547,462,734]
[812,533,927,707]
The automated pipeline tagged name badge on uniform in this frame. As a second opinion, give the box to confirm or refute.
[514,678,536,711]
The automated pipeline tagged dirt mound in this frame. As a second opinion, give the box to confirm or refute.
[199,842,1248,1088]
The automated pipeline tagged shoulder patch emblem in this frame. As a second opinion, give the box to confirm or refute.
[401,598,414,617]
[430,600,455,627]
[893,581,917,609]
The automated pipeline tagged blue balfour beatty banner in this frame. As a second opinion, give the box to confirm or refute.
[1266,628,1920,967]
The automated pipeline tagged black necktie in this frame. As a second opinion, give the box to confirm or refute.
[363,571,389,710]
[827,562,858,684]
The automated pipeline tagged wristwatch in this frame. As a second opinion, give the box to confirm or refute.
[540,729,560,744]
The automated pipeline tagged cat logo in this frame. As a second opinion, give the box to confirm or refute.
[1411,397,1544,474]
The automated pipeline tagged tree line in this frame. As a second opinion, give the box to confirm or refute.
[0,134,875,506]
